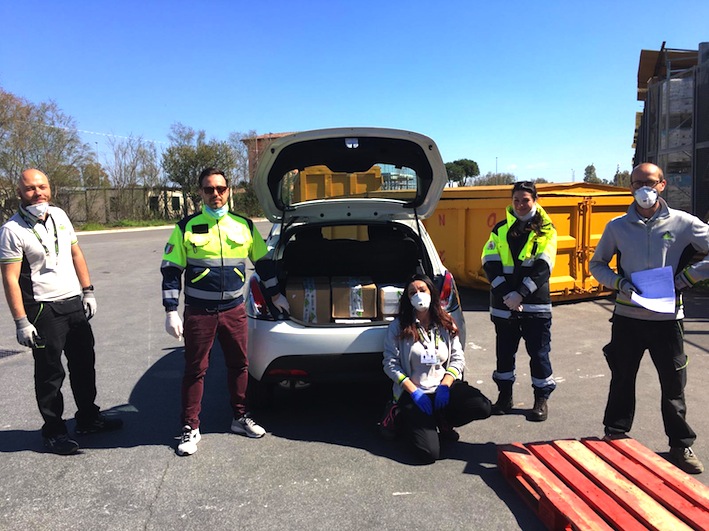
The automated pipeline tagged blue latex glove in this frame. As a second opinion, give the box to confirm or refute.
[411,388,433,415]
[434,384,450,410]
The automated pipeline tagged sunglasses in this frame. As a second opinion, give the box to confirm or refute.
[202,186,228,195]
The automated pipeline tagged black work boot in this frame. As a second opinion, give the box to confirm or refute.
[491,381,513,415]
[528,396,548,422]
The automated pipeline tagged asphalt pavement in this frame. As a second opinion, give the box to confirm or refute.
[0,223,708,530]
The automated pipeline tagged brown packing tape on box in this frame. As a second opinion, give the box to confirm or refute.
[286,277,331,324]
[331,276,377,318]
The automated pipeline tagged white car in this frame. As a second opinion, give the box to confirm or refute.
[246,127,465,406]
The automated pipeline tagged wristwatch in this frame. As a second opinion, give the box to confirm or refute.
[82,285,95,292]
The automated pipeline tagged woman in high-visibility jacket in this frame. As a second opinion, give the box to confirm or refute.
[481,181,557,421]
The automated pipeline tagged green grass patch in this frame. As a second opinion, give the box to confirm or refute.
[77,219,179,231]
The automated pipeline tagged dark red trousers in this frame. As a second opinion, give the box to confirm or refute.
[181,304,248,429]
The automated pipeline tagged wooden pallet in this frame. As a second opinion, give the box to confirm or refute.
[497,437,709,530]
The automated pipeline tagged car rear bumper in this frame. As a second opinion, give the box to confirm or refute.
[247,319,389,381]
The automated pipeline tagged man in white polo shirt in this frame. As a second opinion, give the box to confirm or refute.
[0,168,122,455]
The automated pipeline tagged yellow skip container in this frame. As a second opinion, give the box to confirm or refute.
[423,183,632,301]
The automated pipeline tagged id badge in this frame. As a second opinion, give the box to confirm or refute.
[420,335,437,365]
[44,253,58,271]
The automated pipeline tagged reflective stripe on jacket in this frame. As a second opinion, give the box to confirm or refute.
[161,208,269,311]
[481,204,557,318]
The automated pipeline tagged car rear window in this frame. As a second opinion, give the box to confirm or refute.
[279,164,419,207]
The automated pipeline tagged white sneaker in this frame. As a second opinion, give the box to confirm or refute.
[231,414,266,438]
[176,425,201,456]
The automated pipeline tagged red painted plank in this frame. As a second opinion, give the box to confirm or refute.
[527,442,645,531]
[582,438,709,530]
[498,443,614,531]
[552,439,692,531]
[605,437,709,510]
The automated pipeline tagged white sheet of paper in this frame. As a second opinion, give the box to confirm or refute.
[629,266,676,314]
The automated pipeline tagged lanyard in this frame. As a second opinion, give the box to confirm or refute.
[19,210,59,258]
[416,324,440,348]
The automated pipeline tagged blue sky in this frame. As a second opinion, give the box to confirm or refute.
[2,1,707,182]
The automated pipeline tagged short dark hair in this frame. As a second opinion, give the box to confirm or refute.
[198,167,228,188]
[512,180,537,199]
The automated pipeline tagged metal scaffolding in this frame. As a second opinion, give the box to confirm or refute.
[634,41,709,221]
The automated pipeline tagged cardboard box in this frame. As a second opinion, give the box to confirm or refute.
[379,285,404,317]
[286,277,331,324]
[331,276,377,318]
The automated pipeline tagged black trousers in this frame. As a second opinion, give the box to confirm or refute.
[603,314,696,448]
[398,381,491,463]
[29,297,100,437]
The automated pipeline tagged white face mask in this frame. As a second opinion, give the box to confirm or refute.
[633,187,659,209]
[410,292,431,312]
[25,202,49,218]
[515,204,537,222]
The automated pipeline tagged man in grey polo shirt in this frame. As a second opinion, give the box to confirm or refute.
[0,168,122,455]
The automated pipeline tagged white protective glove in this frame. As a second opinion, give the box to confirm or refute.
[272,293,290,313]
[503,291,524,311]
[674,271,692,292]
[165,311,183,340]
[82,291,97,320]
[15,316,38,348]
[618,278,641,298]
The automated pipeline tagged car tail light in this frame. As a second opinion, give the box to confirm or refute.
[439,270,460,312]
[247,276,273,320]
[266,369,309,378]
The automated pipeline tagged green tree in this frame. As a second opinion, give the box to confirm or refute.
[455,158,479,179]
[81,161,110,187]
[583,163,602,184]
[228,129,257,186]
[445,162,464,183]
[473,172,516,186]
[445,158,480,184]
[231,180,263,217]
[107,135,160,188]
[161,123,235,216]
[103,135,162,220]
[613,168,631,188]
[0,87,94,220]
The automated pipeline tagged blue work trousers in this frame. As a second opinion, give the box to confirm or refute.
[492,316,555,398]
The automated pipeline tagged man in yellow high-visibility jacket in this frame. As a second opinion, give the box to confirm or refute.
[161,167,289,456]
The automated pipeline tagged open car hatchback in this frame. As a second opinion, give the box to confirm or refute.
[246,128,465,406]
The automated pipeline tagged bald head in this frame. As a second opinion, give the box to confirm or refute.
[631,163,664,182]
[18,168,52,207]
